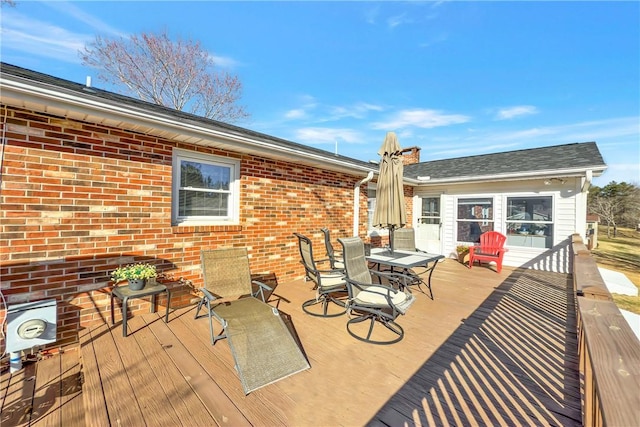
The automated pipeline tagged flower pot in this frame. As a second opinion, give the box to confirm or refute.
[128,278,146,291]
[458,253,469,265]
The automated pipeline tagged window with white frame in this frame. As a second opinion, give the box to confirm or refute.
[506,196,553,248]
[172,149,240,225]
[456,197,494,243]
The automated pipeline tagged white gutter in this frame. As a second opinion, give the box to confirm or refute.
[353,171,375,236]
[404,166,606,186]
[581,169,593,192]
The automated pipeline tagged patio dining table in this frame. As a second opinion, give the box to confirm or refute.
[367,248,445,295]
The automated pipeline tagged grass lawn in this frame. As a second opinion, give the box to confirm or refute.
[590,227,640,314]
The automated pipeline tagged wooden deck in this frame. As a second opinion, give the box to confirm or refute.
[0,348,83,426]
[1,259,582,426]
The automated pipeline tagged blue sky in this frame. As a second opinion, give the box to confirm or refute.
[2,1,638,186]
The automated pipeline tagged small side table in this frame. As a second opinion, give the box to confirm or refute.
[110,283,171,337]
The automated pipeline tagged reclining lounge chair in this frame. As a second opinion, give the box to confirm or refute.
[195,247,310,394]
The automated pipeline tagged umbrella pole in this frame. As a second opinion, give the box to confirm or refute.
[389,226,395,254]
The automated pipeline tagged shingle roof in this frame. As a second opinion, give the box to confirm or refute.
[404,142,607,181]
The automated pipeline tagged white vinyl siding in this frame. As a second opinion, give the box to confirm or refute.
[414,178,584,273]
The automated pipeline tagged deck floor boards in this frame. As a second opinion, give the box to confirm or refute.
[31,353,61,426]
[1,349,83,427]
[1,260,583,426]
[58,350,84,426]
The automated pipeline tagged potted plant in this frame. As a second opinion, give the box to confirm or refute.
[456,245,470,264]
[111,262,157,291]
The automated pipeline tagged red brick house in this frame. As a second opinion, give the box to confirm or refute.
[0,63,395,348]
[0,63,607,352]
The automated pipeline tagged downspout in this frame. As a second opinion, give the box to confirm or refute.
[580,169,593,241]
[353,171,375,237]
[581,169,593,193]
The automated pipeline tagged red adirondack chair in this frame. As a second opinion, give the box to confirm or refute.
[468,231,508,273]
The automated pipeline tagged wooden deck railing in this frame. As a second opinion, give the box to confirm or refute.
[571,234,640,426]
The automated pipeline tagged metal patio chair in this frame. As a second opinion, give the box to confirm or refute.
[390,227,417,252]
[320,227,345,270]
[390,227,441,298]
[294,232,348,317]
[338,236,415,345]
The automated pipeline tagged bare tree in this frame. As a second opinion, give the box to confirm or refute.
[589,195,618,238]
[588,181,640,237]
[80,31,248,123]
[1,0,16,6]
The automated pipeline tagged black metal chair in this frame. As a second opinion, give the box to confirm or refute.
[294,233,348,317]
[338,236,415,344]
[320,228,344,270]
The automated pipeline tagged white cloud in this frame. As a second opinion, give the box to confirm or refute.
[294,127,364,145]
[285,109,307,119]
[328,102,384,120]
[593,162,639,185]
[422,116,639,162]
[210,54,241,69]
[552,117,639,142]
[298,94,318,105]
[2,6,242,71]
[388,13,410,29]
[1,11,90,63]
[281,98,382,123]
[281,95,319,121]
[364,5,381,25]
[608,162,640,172]
[51,1,244,70]
[419,32,449,48]
[493,127,555,141]
[429,142,522,159]
[431,1,450,8]
[496,105,539,120]
[372,109,470,130]
[42,1,124,37]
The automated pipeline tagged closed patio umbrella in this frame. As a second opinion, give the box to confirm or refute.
[373,132,406,251]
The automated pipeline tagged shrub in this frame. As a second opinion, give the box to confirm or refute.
[456,245,470,255]
[110,262,157,284]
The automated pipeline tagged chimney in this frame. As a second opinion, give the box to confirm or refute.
[401,146,421,165]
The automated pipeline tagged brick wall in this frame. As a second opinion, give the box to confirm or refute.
[0,105,414,350]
